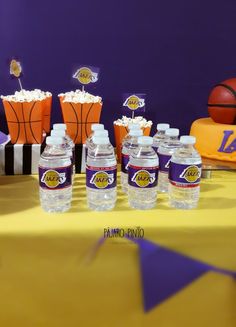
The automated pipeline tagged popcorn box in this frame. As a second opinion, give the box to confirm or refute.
[42,95,52,133]
[114,124,151,162]
[59,98,102,144]
[2,99,44,144]
[0,141,86,175]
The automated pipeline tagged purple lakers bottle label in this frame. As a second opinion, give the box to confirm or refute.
[121,154,129,173]
[39,166,72,190]
[128,165,158,188]
[158,153,171,173]
[169,163,201,187]
[86,165,117,189]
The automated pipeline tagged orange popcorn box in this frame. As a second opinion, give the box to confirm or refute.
[114,124,151,162]
[60,100,102,144]
[2,99,43,144]
[42,96,52,133]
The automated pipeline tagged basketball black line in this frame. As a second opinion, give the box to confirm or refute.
[21,102,28,143]
[85,103,94,138]
[214,83,236,98]
[7,101,20,143]
[29,101,39,143]
[125,126,129,133]
[80,103,83,143]
[70,103,79,143]
[208,104,236,108]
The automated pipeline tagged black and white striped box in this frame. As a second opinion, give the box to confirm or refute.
[0,142,86,175]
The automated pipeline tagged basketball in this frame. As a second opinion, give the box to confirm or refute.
[208,78,236,124]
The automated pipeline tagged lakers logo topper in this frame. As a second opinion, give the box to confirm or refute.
[122,93,146,118]
[73,65,99,86]
[9,58,23,89]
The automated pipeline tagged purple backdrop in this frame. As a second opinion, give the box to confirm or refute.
[1,0,236,144]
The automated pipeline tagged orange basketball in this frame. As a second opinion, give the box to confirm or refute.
[208,78,236,124]
[2,100,43,144]
[59,99,102,144]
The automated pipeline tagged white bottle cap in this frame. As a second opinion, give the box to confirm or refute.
[51,129,66,137]
[180,136,196,145]
[46,136,63,145]
[137,136,153,145]
[156,123,170,131]
[53,123,66,130]
[91,124,104,131]
[129,129,143,137]
[128,123,140,130]
[165,128,179,137]
[94,130,109,137]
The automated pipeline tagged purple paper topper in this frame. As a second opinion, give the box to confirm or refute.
[122,93,146,117]
[72,65,100,85]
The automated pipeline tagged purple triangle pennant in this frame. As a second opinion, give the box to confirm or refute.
[94,233,236,312]
[132,238,236,312]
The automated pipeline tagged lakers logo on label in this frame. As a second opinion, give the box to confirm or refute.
[10,59,22,78]
[123,95,145,111]
[90,171,114,189]
[180,165,201,183]
[41,170,66,188]
[131,170,156,187]
[73,67,98,84]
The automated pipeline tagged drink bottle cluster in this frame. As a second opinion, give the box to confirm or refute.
[38,122,202,212]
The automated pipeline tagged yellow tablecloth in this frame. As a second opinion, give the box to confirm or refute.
[0,171,236,327]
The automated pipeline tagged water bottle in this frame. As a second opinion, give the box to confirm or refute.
[121,123,141,150]
[153,123,170,153]
[53,123,75,174]
[158,128,181,193]
[86,136,117,211]
[169,136,202,209]
[86,130,109,162]
[121,129,143,193]
[50,129,75,180]
[38,136,72,212]
[85,123,104,159]
[128,136,159,210]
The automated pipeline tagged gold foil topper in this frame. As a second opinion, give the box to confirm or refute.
[10,59,22,78]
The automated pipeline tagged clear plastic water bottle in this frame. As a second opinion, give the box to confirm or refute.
[153,123,170,153]
[86,129,109,162]
[53,123,75,173]
[169,136,202,209]
[38,136,72,213]
[85,124,104,156]
[128,136,159,210]
[158,128,181,193]
[121,129,143,193]
[51,129,74,177]
[121,123,141,150]
[86,136,117,211]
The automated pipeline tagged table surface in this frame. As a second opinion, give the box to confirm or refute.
[1,171,236,327]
